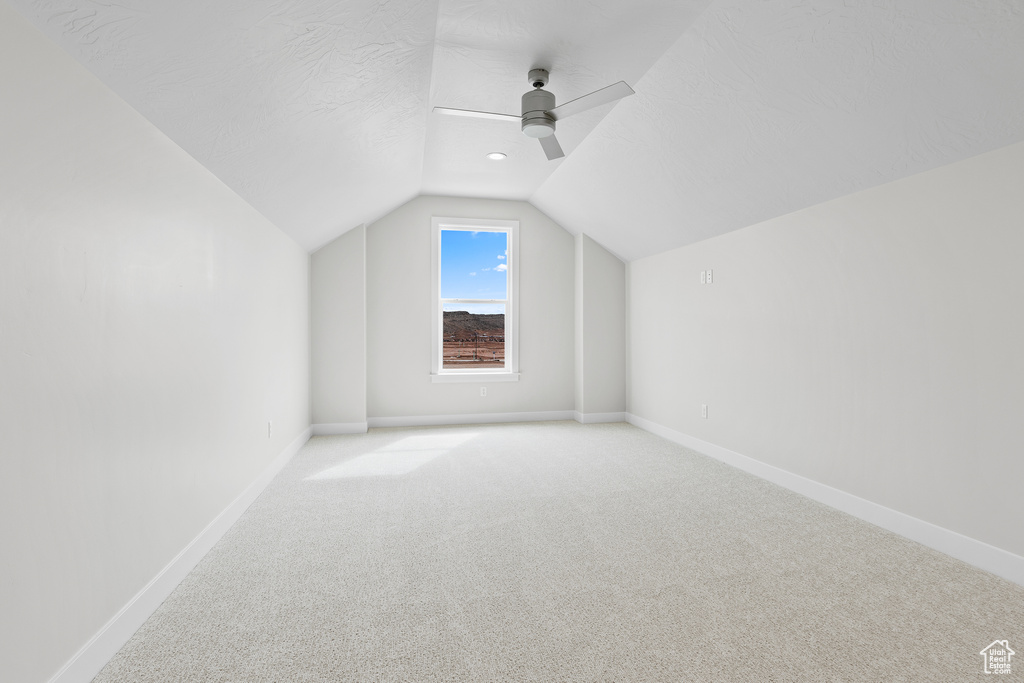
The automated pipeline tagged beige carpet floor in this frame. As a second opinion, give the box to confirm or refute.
[93,421,1024,681]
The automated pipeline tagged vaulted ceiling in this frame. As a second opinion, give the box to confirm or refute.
[10,0,1024,260]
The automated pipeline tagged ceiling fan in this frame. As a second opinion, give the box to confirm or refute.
[433,69,635,161]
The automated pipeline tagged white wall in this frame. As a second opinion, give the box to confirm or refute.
[574,235,585,412]
[628,141,1024,559]
[574,234,626,419]
[311,226,366,431]
[366,196,574,419]
[0,6,310,681]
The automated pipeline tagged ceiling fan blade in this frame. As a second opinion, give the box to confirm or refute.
[547,81,635,121]
[432,106,520,122]
[539,134,564,161]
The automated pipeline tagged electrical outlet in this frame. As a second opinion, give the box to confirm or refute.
[700,270,706,284]
[480,387,487,397]
[706,269,713,284]
[701,404,708,419]
[268,421,272,438]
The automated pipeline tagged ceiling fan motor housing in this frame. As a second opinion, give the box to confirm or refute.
[521,88,556,138]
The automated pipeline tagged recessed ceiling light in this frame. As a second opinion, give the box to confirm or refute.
[486,152,507,161]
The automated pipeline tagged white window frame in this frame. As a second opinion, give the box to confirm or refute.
[431,217,520,383]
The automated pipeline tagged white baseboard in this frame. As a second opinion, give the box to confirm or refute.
[311,422,368,435]
[367,410,574,429]
[625,413,1024,588]
[49,427,312,683]
[574,411,626,424]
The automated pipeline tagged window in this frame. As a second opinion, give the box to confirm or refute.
[431,217,519,382]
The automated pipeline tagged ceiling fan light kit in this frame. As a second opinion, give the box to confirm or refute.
[434,67,634,161]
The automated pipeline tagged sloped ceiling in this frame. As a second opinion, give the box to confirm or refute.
[533,0,1024,260]
[9,0,1024,259]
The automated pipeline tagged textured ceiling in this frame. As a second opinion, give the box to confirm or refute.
[9,0,1024,258]
[421,0,709,200]
[533,0,1024,260]
[11,0,437,251]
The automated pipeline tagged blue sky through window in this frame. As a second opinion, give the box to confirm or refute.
[440,230,508,306]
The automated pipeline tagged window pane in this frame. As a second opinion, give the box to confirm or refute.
[440,230,508,300]
[442,303,505,369]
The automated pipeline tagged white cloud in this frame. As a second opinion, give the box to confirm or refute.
[495,263,508,272]
[469,272,476,276]
[482,267,491,271]
[497,254,505,260]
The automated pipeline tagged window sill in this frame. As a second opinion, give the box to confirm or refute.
[431,372,520,383]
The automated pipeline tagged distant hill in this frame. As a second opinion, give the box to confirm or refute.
[443,311,505,339]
